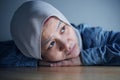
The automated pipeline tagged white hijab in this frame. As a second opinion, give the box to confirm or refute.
[11,0,82,59]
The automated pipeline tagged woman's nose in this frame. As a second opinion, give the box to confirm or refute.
[57,37,70,52]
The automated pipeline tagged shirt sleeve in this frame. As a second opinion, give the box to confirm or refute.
[0,40,38,67]
[79,24,120,66]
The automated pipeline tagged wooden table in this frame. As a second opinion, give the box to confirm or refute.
[0,66,120,80]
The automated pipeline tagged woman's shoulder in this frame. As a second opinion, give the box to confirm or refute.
[71,23,103,33]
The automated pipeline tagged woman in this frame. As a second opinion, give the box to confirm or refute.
[0,1,120,67]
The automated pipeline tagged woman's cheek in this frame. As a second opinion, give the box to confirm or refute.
[51,52,65,61]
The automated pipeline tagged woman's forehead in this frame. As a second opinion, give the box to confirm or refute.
[42,17,60,41]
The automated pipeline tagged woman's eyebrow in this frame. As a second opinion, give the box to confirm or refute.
[41,20,62,47]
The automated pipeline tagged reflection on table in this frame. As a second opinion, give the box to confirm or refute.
[0,66,120,80]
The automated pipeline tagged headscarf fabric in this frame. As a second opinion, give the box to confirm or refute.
[11,1,82,59]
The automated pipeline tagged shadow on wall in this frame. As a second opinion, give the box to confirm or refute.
[0,0,120,41]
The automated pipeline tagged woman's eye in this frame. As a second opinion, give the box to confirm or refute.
[60,26,65,33]
[48,41,55,49]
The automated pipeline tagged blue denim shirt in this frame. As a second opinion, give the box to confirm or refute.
[0,24,120,67]
[0,41,38,67]
[73,24,120,66]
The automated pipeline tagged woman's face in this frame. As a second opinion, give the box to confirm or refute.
[41,17,80,61]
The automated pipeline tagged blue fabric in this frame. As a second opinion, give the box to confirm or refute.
[0,40,38,67]
[72,24,120,66]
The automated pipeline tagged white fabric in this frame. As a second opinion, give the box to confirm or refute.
[10,1,71,59]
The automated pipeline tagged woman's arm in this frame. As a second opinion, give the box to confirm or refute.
[38,56,82,67]
[79,25,120,66]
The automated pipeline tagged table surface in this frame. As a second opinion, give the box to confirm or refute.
[0,66,120,80]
